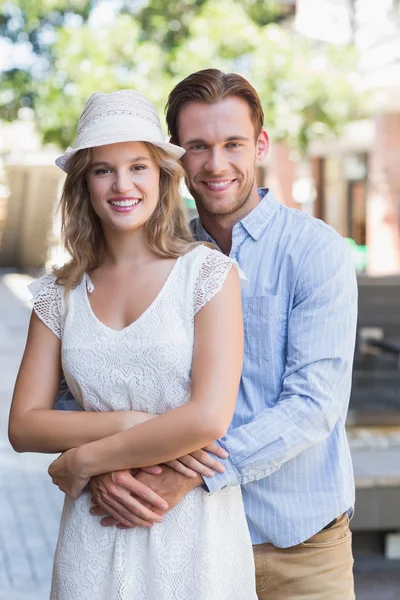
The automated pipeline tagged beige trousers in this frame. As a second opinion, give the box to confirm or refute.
[254,514,355,600]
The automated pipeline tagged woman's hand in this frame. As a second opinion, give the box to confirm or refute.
[164,442,229,478]
[48,448,90,498]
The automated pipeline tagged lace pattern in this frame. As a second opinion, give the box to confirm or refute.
[28,273,63,339]
[194,247,235,315]
[28,245,256,599]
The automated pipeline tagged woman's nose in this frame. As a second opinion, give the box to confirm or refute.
[112,170,133,193]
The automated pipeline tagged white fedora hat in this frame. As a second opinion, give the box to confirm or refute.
[55,89,185,173]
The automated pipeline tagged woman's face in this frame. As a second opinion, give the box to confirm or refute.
[86,141,160,233]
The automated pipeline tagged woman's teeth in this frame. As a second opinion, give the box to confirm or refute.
[109,199,140,207]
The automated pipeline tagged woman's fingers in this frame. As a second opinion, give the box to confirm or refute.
[164,459,198,478]
[181,450,225,475]
[165,451,226,477]
[190,449,226,473]
[202,442,229,459]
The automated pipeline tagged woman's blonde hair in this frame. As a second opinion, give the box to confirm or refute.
[53,143,195,292]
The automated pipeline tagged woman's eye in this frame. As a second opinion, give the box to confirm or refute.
[93,168,110,175]
[132,165,146,171]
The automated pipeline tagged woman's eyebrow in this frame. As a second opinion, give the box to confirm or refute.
[90,156,151,167]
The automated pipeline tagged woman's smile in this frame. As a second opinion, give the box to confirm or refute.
[108,196,142,213]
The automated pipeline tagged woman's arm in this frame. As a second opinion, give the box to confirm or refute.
[67,266,243,478]
[8,311,154,453]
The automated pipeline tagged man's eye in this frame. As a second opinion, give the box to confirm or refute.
[227,143,241,148]
[190,145,206,150]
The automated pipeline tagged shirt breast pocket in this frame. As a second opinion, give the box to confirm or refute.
[242,295,288,362]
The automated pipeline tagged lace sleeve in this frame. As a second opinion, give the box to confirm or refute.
[28,273,63,339]
[194,248,241,315]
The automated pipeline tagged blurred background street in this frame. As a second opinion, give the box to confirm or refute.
[1,0,400,598]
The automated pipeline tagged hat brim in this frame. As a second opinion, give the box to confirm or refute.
[55,136,185,173]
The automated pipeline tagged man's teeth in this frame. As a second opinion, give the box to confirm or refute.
[110,199,140,207]
[206,181,232,188]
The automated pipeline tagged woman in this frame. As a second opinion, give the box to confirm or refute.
[8,90,257,599]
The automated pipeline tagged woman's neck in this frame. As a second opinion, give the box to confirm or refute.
[100,226,157,268]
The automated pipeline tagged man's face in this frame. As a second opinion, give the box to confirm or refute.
[177,97,268,219]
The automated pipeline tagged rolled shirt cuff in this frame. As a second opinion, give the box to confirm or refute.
[202,441,240,493]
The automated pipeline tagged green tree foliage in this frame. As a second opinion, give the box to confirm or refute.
[0,0,366,152]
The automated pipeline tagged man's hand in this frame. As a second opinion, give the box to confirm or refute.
[88,469,169,528]
[164,441,229,478]
[90,466,202,528]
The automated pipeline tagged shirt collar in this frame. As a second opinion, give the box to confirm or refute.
[239,188,279,241]
[191,188,279,244]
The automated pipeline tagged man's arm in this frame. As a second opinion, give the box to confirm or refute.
[203,233,358,493]
[54,378,83,411]
[90,233,357,526]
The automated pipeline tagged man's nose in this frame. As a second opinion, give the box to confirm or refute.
[112,170,133,193]
[204,149,228,174]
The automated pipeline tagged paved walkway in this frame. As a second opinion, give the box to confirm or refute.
[0,273,63,600]
[0,270,399,599]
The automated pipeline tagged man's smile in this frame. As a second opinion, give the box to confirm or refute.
[201,179,236,192]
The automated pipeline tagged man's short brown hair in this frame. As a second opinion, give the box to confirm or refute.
[165,69,264,143]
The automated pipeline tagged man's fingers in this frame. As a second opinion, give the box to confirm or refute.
[90,503,108,516]
[202,442,229,459]
[164,459,198,478]
[123,478,168,511]
[116,515,153,528]
[99,516,121,527]
[91,497,138,528]
[141,465,163,475]
[100,485,166,524]
[90,506,147,530]
[90,471,168,512]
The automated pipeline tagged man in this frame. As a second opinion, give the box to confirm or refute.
[59,69,357,599]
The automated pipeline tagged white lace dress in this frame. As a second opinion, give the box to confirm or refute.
[29,245,257,600]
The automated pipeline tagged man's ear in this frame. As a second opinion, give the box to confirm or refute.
[256,129,269,164]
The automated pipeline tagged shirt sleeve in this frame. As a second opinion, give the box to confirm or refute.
[54,377,83,411]
[28,273,63,339]
[203,233,358,492]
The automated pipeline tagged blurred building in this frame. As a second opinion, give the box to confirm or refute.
[292,0,400,275]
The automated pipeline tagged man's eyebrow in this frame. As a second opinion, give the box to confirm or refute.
[90,156,151,167]
[183,136,250,146]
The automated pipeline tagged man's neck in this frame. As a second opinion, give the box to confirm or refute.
[197,187,261,255]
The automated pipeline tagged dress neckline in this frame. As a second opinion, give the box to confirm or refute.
[82,245,203,333]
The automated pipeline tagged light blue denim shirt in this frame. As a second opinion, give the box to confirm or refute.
[56,188,357,548]
[191,189,357,547]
